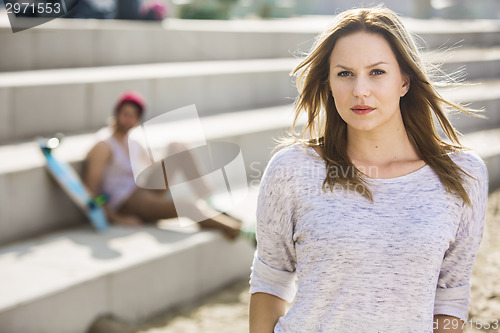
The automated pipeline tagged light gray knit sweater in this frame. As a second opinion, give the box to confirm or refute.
[249,143,488,333]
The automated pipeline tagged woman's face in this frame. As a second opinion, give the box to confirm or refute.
[116,103,141,133]
[328,31,409,134]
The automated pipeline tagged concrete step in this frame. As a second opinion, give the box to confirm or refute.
[0,58,299,144]
[0,103,498,246]
[1,13,500,71]
[424,47,500,81]
[459,128,500,191]
[1,58,499,144]
[0,221,256,333]
[439,79,500,134]
[0,16,315,72]
[402,17,500,49]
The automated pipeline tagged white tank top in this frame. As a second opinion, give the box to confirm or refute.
[101,134,138,210]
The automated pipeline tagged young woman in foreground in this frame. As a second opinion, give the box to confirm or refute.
[249,6,488,333]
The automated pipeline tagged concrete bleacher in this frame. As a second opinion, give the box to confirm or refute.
[0,12,499,333]
[0,58,299,143]
[2,56,500,143]
[1,15,500,71]
[0,221,256,333]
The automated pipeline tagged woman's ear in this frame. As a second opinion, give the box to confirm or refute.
[401,76,410,97]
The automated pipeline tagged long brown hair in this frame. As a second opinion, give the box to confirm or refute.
[285,6,482,205]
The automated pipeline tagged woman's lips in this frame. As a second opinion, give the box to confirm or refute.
[351,105,375,115]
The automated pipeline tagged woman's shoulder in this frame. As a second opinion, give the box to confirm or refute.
[448,149,488,180]
[267,142,315,167]
[260,142,315,180]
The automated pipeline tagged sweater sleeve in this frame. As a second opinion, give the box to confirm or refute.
[434,154,489,321]
[249,148,298,303]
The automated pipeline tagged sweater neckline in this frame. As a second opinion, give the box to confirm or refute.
[305,144,431,183]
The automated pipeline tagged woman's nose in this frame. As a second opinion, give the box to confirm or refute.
[353,77,370,97]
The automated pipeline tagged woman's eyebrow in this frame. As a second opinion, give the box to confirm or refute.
[334,61,389,70]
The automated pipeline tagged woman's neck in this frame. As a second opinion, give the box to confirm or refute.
[346,124,419,167]
[112,128,128,143]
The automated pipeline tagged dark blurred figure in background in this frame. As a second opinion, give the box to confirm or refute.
[115,0,140,19]
[140,1,167,20]
[65,0,115,19]
[63,0,167,20]
[116,0,168,20]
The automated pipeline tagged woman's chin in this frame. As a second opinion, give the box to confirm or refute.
[346,123,379,133]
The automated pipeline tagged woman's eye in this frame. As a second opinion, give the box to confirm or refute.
[371,69,385,75]
[337,71,352,77]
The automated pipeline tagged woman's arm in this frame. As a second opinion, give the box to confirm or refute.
[434,315,463,332]
[84,141,144,226]
[84,141,111,197]
[434,153,488,332]
[249,148,299,332]
[249,292,287,333]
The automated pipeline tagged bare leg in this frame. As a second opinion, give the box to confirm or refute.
[164,142,214,199]
[117,188,241,240]
[118,188,177,221]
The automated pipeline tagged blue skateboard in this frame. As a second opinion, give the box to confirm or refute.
[38,135,109,232]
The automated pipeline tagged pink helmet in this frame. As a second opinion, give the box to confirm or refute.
[114,91,146,116]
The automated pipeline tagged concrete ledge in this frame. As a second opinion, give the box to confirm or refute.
[425,47,500,81]
[0,61,499,143]
[459,128,500,191]
[0,223,256,333]
[1,14,500,71]
[0,15,318,72]
[0,105,296,175]
[439,79,500,134]
[0,58,299,143]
